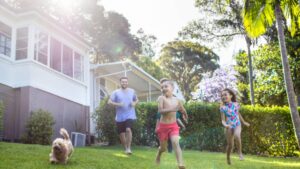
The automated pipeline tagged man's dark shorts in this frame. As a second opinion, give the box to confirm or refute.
[116,119,135,134]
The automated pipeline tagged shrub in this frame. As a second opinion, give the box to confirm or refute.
[22,109,55,145]
[94,100,299,157]
[93,97,118,145]
[0,101,4,141]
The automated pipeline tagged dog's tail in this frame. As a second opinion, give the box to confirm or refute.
[60,128,70,140]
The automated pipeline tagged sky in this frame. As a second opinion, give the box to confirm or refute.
[100,0,247,66]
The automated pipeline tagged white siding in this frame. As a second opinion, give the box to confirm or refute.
[0,57,89,106]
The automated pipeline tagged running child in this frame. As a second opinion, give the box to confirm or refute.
[156,80,188,169]
[220,88,250,165]
[155,111,186,153]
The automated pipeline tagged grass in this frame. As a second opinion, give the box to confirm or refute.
[0,142,299,169]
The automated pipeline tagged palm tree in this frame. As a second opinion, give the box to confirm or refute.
[242,0,300,149]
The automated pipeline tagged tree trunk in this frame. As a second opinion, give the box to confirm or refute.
[245,36,255,105]
[275,4,300,149]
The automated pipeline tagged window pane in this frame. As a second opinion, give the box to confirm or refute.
[62,45,73,77]
[74,52,83,81]
[16,27,28,60]
[16,49,27,59]
[50,38,62,72]
[34,31,48,65]
[0,21,11,57]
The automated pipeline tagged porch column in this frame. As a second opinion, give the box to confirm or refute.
[148,82,152,102]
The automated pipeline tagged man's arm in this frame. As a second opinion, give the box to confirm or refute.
[157,96,178,114]
[131,92,139,107]
[108,92,123,107]
[108,99,123,107]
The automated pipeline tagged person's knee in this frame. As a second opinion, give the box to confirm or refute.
[160,146,167,152]
[227,143,232,149]
[171,140,179,147]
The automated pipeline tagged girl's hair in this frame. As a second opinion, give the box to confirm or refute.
[222,88,237,102]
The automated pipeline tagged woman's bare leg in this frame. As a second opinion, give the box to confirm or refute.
[156,140,167,165]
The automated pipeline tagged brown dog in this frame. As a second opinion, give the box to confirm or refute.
[49,128,74,164]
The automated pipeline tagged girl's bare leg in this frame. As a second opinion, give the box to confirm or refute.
[170,135,184,167]
[226,128,234,165]
[156,140,167,165]
[234,125,243,160]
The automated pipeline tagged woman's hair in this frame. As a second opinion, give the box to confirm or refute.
[222,88,237,102]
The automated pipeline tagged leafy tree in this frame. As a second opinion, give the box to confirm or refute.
[77,7,141,63]
[136,28,158,58]
[235,43,300,106]
[234,50,251,104]
[253,44,288,106]
[242,0,300,148]
[134,56,165,81]
[159,41,219,101]
[180,0,256,105]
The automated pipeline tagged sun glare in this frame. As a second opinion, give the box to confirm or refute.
[50,0,81,14]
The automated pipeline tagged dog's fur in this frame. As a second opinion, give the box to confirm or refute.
[49,128,74,164]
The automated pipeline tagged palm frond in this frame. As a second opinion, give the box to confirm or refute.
[243,0,275,37]
[280,0,300,37]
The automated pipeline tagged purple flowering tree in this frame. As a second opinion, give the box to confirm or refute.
[192,66,238,102]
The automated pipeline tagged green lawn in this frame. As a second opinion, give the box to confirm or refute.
[0,142,299,169]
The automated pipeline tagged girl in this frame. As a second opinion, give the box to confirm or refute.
[220,88,250,165]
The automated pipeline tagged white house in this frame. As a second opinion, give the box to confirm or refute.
[0,2,173,142]
[0,3,90,141]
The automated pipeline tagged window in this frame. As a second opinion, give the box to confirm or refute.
[0,21,11,57]
[74,52,84,81]
[50,38,62,72]
[34,31,48,65]
[99,88,107,100]
[62,45,73,77]
[16,27,28,60]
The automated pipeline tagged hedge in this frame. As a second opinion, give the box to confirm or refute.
[93,99,300,157]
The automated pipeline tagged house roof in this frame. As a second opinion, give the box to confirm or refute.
[0,1,91,49]
[91,61,161,95]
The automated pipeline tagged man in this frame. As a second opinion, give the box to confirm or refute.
[108,77,138,154]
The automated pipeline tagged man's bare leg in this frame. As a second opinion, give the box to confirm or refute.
[156,141,167,165]
[119,133,127,152]
[170,135,184,167]
[125,128,132,154]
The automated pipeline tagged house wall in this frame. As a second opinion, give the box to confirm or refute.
[0,84,89,141]
[0,57,89,106]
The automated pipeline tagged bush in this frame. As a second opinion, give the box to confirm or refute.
[94,100,300,157]
[22,109,55,145]
[93,97,118,145]
[0,101,4,141]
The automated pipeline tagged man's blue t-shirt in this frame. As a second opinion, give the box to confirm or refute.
[110,88,137,122]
